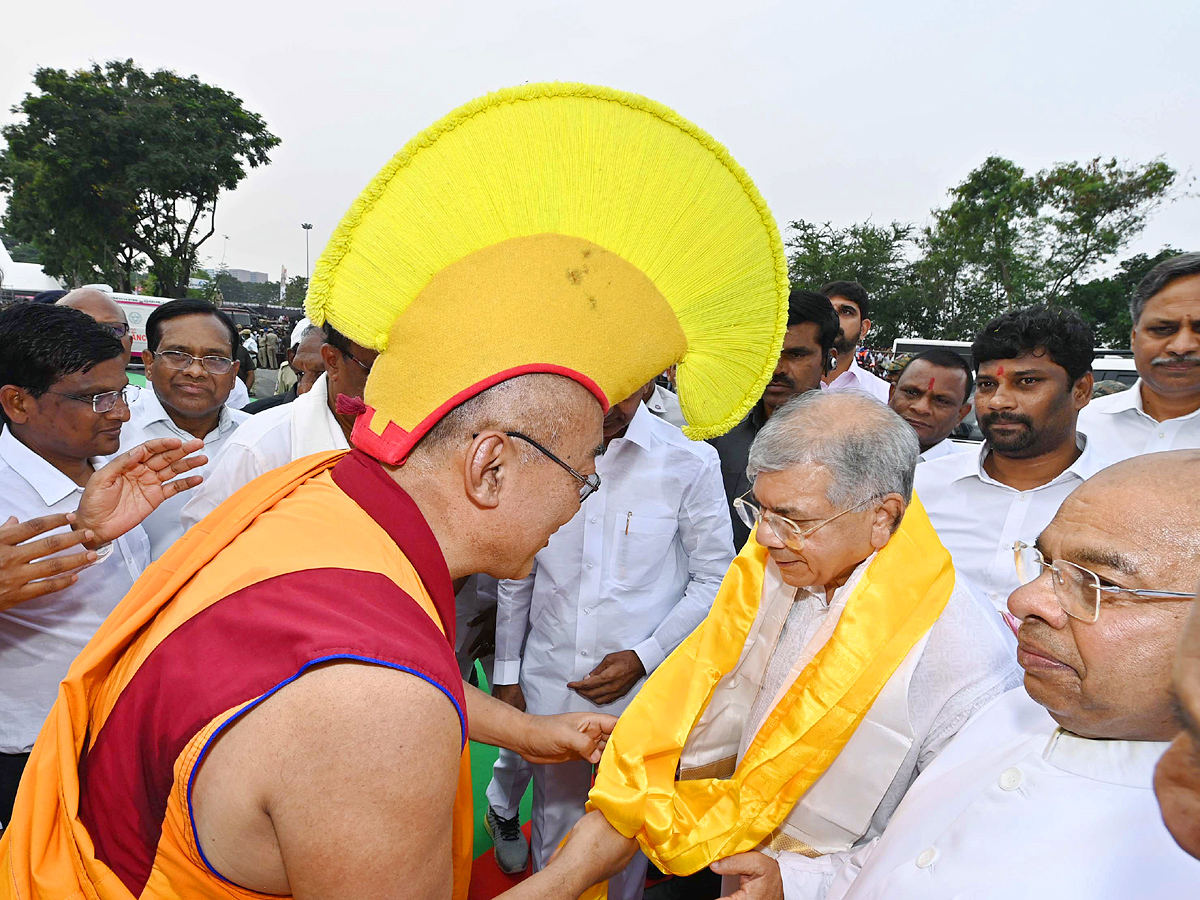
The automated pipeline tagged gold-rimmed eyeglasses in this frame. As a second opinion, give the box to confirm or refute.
[734,491,869,552]
[1013,541,1193,623]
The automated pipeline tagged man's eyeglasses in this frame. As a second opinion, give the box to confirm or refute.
[43,384,138,414]
[1013,541,1193,623]
[98,322,130,339]
[734,491,869,552]
[342,351,373,374]
[153,349,235,375]
[504,431,601,502]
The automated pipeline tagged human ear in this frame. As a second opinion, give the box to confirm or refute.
[956,402,972,426]
[1072,372,1095,410]
[0,386,31,425]
[871,495,906,548]
[141,349,154,377]
[463,432,508,510]
[859,319,872,341]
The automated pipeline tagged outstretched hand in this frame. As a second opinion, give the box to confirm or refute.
[75,438,207,545]
[0,514,96,612]
[519,711,618,765]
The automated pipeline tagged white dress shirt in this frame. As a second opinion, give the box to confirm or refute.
[227,376,251,410]
[740,560,1018,886]
[180,374,347,530]
[493,403,734,716]
[914,436,1112,612]
[645,384,687,429]
[823,360,891,404]
[119,388,248,559]
[917,438,968,464]
[0,427,151,753]
[1078,378,1200,461]
[810,687,1200,900]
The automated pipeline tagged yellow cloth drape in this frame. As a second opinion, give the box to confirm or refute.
[583,497,953,897]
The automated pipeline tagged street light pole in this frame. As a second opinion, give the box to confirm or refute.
[301,223,313,282]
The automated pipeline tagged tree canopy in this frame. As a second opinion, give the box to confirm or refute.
[788,155,1181,347]
[0,59,279,296]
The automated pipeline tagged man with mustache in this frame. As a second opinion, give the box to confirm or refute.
[821,451,1200,899]
[819,281,890,404]
[482,380,734,892]
[915,306,1111,618]
[1079,252,1200,458]
[119,299,248,558]
[711,289,840,548]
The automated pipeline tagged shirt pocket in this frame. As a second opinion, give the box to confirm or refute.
[610,513,677,589]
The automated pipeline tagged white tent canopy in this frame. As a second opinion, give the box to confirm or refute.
[0,237,63,293]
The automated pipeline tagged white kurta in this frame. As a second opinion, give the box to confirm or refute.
[119,388,247,559]
[1078,378,1200,461]
[914,436,1112,612]
[806,687,1200,900]
[179,373,348,529]
[917,438,968,464]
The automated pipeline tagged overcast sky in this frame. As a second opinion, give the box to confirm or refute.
[3,0,1198,284]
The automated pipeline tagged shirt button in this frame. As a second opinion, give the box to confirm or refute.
[586,562,594,570]
[580,650,588,657]
[999,767,1023,791]
[590,516,598,524]
[1158,433,1166,439]
[916,847,938,868]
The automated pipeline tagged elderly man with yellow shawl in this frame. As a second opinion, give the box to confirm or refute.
[0,84,795,900]
[574,390,1019,900]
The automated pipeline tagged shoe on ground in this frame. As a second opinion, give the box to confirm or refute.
[485,806,529,875]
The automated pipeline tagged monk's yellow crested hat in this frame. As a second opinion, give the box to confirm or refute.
[306,82,788,464]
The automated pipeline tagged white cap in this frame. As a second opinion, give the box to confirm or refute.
[290,317,312,349]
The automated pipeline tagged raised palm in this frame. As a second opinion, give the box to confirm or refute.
[75,438,207,545]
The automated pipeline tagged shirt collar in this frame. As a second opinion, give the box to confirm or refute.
[0,426,88,506]
[134,385,241,437]
[1043,727,1169,788]
[616,401,656,451]
[1097,379,1200,422]
[964,433,1105,488]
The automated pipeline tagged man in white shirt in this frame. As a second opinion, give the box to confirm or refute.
[886,349,973,463]
[120,300,248,558]
[819,282,890,404]
[916,305,1110,618]
[486,383,735,898]
[1079,252,1200,459]
[0,303,206,822]
[711,290,840,548]
[814,450,1200,900]
[179,322,376,527]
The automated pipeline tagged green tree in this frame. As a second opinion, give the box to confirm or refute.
[0,60,279,296]
[0,228,41,263]
[785,219,923,346]
[920,156,1176,329]
[283,276,308,307]
[1060,248,1181,347]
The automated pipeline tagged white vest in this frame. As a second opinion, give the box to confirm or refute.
[678,558,929,855]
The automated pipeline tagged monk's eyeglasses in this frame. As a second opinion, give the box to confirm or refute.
[473,431,602,502]
[1012,541,1193,623]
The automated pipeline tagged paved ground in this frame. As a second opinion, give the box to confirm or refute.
[249,367,279,399]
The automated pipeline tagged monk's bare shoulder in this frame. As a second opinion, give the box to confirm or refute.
[193,661,461,900]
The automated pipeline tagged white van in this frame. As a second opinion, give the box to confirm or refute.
[81,285,169,356]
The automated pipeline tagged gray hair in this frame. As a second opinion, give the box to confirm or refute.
[746,390,920,508]
[1130,252,1200,324]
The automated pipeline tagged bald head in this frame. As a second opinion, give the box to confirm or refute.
[57,289,131,363]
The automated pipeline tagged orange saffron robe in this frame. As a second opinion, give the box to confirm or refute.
[0,450,473,900]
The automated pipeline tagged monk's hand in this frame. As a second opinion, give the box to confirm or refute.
[518,711,617,765]
[711,851,784,900]
[74,438,207,546]
[0,514,96,612]
[568,649,646,705]
[545,810,638,895]
[493,682,526,712]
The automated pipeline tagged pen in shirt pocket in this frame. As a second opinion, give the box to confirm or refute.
[625,511,632,535]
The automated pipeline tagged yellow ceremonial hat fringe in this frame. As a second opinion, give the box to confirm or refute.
[306,82,789,464]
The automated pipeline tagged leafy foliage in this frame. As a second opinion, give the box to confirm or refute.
[788,155,1181,346]
[0,60,279,296]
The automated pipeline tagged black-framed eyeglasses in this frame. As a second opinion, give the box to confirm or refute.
[1013,541,1194,623]
[152,349,236,375]
[98,322,130,339]
[503,431,601,502]
[343,351,374,374]
[42,384,137,414]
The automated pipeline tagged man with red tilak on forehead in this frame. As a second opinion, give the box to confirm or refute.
[0,83,789,900]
